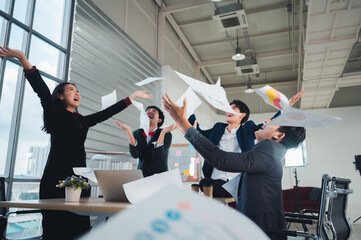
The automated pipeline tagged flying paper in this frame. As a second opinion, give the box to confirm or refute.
[90,154,113,161]
[73,167,98,183]
[269,107,341,128]
[175,87,202,118]
[123,169,183,204]
[255,85,289,110]
[80,185,269,240]
[135,77,165,86]
[174,71,236,114]
[222,173,242,203]
[131,100,150,136]
[101,90,117,110]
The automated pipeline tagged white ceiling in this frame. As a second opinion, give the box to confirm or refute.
[159,0,361,113]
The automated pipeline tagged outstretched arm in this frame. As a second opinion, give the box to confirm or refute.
[0,46,32,70]
[115,121,136,146]
[289,89,304,107]
[156,124,177,146]
[129,91,153,101]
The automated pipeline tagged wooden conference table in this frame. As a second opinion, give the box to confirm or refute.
[0,197,132,228]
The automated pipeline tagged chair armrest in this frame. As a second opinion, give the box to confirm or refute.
[285,212,318,220]
[286,217,314,225]
[299,209,318,215]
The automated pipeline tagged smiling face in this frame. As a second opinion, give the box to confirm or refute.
[225,104,245,125]
[146,107,162,127]
[255,119,285,143]
[58,83,81,112]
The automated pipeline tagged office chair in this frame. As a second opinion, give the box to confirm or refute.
[265,174,332,240]
[0,177,42,240]
[326,177,353,240]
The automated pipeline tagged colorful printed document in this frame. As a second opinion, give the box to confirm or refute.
[131,100,150,136]
[101,90,117,110]
[269,107,341,128]
[123,169,183,205]
[73,167,98,183]
[135,77,165,86]
[175,87,202,118]
[81,185,269,240]
[255,85,289,110]
[174,71,236,114]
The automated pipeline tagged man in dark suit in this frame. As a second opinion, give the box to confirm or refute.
[189,91,303,197]
[116,106,176,177]
[163,94,306,240]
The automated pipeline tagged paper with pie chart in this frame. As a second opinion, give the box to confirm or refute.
[254,85,289,110]
[80,184,269,240]
[268,107,341,128]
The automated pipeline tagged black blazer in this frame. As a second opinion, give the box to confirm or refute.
[25,68,131,199]
[188,114,263,178]
[188,131,287,229]
[129,129,172,177]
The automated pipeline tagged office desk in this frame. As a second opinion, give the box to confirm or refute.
[0,197,132,227]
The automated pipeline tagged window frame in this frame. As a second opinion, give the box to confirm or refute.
[0,0,75,200]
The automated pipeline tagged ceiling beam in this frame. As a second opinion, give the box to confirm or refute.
[224,81,296,92]
[211,65,295,78]
[178,2,288,27]
[192,28,299,48]
[160,0,210,14]
[196,49,295,67]
[164,13,215,84]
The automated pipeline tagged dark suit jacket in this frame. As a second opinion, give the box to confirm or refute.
[185,127,287,231]
[129,129,172,177]
[25,68,131,199]
[188,114,263,178]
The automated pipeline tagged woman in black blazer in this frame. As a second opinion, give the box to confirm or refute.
[0,46,152,240]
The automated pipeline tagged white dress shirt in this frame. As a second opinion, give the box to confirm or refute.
[211,125,242,181]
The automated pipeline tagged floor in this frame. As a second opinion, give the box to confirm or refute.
[287,223,361,239]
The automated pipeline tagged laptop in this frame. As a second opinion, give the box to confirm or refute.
[94,170,143,202]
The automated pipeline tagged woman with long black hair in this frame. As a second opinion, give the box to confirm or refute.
[0,46,152,239]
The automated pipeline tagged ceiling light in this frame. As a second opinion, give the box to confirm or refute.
[210,0,222,2]
[232,46,245,61]
[244,80,254,93]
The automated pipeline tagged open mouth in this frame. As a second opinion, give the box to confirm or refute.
[226,113,233,117]
[147,114,154,119]
[74,98,79,102]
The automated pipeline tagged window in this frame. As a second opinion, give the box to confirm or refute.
[284,141,307,168]
[0,0,73,237]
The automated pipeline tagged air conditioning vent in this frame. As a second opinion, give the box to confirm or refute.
[212,3,248,32]
[235,58,260,75]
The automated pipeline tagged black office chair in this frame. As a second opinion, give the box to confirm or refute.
[326,177,353,240]
[0,177,42,240]
[265,174,332,240]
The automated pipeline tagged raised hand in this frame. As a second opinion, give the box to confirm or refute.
[289,89,304,107]
[162,93,191,134]
[161,124,177,134]
[0,46,32,70]
[129,91,153,101]
[115,121,131,132]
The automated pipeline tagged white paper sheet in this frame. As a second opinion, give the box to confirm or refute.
[81,184,269,240]
[134,77,165,86]
[123,169,183,204]
[73,167,98,183]
[175,87,202,118]
[174,71,236,114]
[254,85,289,110]
[269,107,341,128]
[222,173,242,203]
[90,154,113,161]
[131,100,150,136]
[101,90,117,110]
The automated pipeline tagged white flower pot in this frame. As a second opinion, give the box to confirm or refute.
[65,187,82,202]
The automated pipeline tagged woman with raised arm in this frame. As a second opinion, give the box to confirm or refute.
[0,46,152,240]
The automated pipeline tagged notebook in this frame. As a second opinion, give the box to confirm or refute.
[94,170,143,202]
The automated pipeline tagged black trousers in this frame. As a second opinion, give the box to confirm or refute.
[249,211,287,240]
[40,171,91,240]
[199,178,232,197]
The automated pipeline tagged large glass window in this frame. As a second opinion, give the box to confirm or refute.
[14,77,56,178]
[13,0,33,26]
[0,0,73,237]
[0,62,21,176]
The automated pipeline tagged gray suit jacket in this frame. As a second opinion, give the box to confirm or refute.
[185,127,287,230]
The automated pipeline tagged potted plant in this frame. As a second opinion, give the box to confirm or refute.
[56,175,90,202]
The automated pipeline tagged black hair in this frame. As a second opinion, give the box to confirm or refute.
[277,126,306,149]
[229,99,250,124]
[42,82,77,133]
[146,105,164,128]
